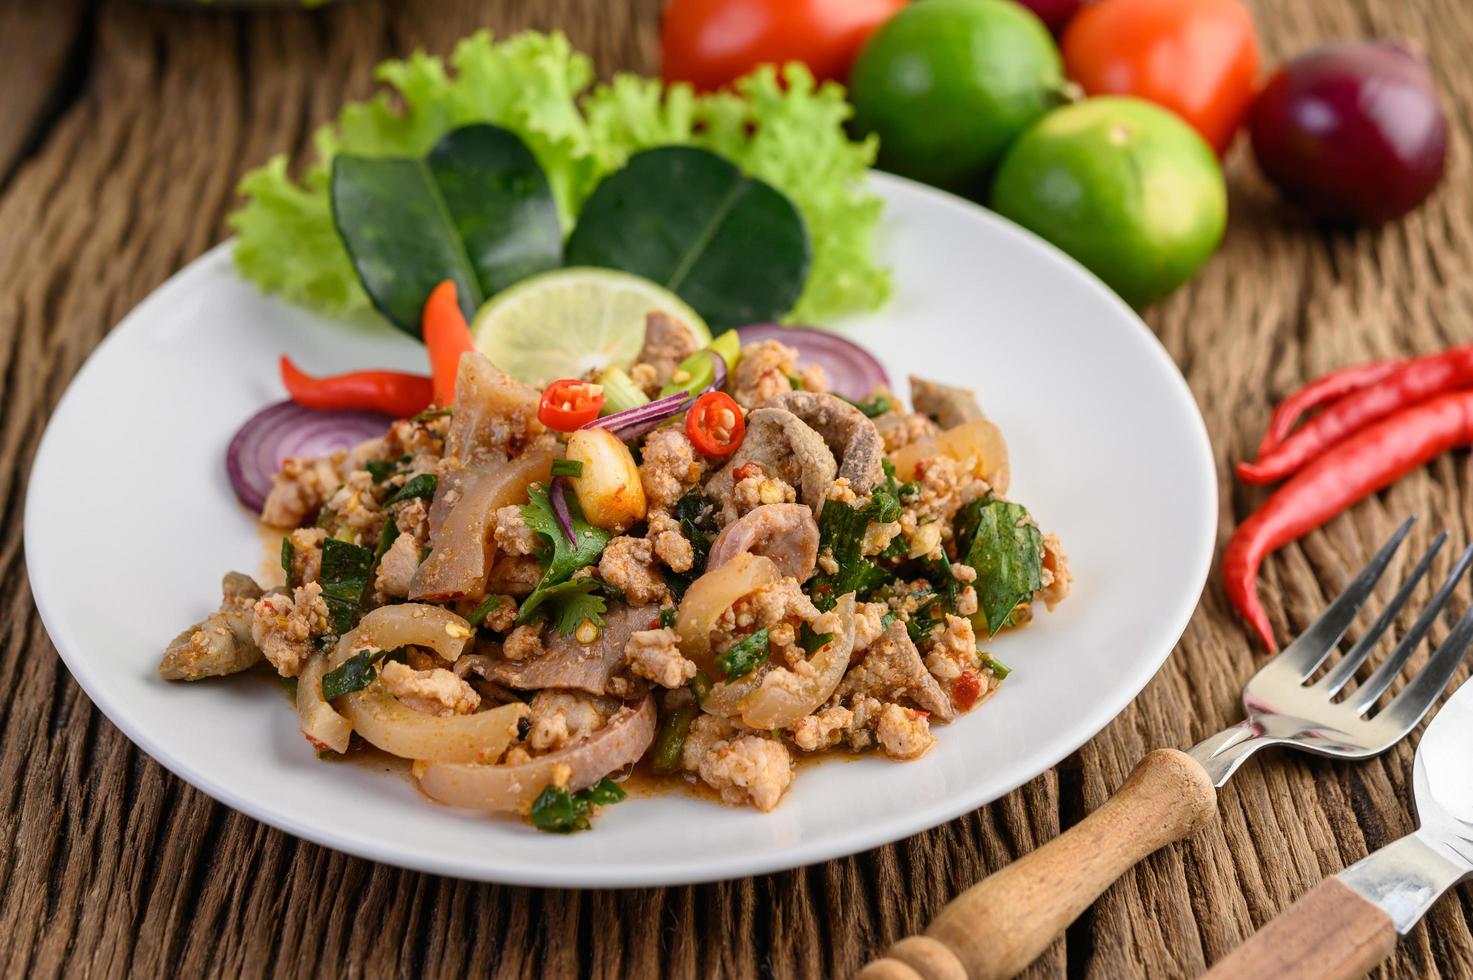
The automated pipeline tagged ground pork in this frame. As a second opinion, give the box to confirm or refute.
[393,496,431,541]
[646,510,695,573]
[877,704,935,760]
[286,528,326,585]
[379,660,480,716]
[625,628,697,688]
[682,714,738,771]
[598,536,667,605]
[697,734,794,811]
[790,705,854,752]
[714,579,829,656]
[638,428,707,509]
[837,620,953,721]
[728,340,826,410]
[492,504,541,556]
[873,409,941,453]
[527,690,616,752]
[502,623,545,662]
[250,582,330,678]
[1040,533,1072,609]
[470,594,518,633]
[486,554,544,596]
[851,601,890,654]
[321,469,385,545]
[721,463,796,525]
[375,531,424,599]
[261,455,342,528]
[630,311,701,393]
[924,614,981,689]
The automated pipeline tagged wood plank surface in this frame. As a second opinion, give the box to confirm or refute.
[2,0,1472,976]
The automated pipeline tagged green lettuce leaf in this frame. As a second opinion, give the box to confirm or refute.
[230,31,887,325]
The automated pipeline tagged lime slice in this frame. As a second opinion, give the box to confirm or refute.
[471,268,711,386]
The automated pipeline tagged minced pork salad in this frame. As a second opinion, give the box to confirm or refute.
[161,317,1069,832]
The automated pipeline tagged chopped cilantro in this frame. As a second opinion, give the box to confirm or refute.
[385,473,436,505]
[466,594,504,628]
[519,578,608,636]
[318,538,374,634]
[280,537,296,589]
[321,648,386,700]
[717,627,770,680]
[551,458,584,478]
[515,483,611,630]
[530,777,628,834]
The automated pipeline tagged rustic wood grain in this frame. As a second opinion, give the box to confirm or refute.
[2,0,1472,977]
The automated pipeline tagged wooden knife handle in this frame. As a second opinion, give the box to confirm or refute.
[857,749,1218,980]
[1202,878,1397,980]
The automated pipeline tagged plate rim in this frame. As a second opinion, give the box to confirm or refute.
[23,170,1218,887]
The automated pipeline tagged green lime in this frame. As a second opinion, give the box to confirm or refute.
[990,97,1228,307]
[472,268,711,386]
[849,0,1064,193]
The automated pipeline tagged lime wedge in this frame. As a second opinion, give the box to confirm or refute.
[471,268,711,386]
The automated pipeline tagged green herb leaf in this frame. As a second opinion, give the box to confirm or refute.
[385,472,437,506]
[321,648,386,700]
[848,394,892,418]
[466,594,504,628]
[798,622,832,655]
[517,484,611,626]
[717,627,770,680]
[530,776,628,833]
[318,538,375,634]
[551,458,584,479]
[519,578,608,636]
[280,537,296,589]
[373,518,401,567]
[565,146,811,331]
[410,407,453,423]
[659,606,678,629]
[331,123,562,335]
[365,457,401,483]
[958,500,1044,635]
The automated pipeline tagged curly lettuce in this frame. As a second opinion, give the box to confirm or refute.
[229,31,889,325]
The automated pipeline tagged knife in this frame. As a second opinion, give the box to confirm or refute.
[1205,675,1473,980]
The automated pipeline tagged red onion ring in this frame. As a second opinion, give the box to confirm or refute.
[734,324,889,401]
[226,400,392,513]
[550,475,577,544]
[588,350,729,441]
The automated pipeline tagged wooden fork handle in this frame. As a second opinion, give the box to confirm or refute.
[1202,878,1397,980]
[857,749,1218,980]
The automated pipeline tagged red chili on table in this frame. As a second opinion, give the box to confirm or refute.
[279,355,434,419]
[538,379,605,432]
[1256,358,1402,457]
[1225,389,1473,651]
[686,391,746,456]
[1239,344,1473,485]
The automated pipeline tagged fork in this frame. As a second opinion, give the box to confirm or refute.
[859,518,1473,980]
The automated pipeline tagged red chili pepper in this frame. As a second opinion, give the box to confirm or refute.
[1225,390,1473,651]
[422,279,477,407]
[951,670,983,711]
[279,356,434,418]
[1239,345,1473,485]
[1256,359,1402,457]
[686,391,746,456]
[538,379,606,432]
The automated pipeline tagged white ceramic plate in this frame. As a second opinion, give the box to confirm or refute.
[25,174,1216,887]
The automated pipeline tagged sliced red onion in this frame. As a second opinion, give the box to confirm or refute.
[226,400,392,513]
[550,476,577,544]
[735,324,889,401]
[587,350,729,441]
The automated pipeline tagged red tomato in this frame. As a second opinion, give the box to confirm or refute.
[662,0,907,91]
[686,391,746,456]
[1062,0,1260,154]
[538,380,605,433]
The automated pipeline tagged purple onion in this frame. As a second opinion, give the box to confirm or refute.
[734,324,889,401]
[549,476,577,544]
[589,350,730,441]
[226,400,392,513]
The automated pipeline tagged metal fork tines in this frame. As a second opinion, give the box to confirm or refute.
[1190,517,1473,785]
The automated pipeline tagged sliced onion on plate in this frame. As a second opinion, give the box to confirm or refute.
[735,324,889,401]
[226,400,392,513]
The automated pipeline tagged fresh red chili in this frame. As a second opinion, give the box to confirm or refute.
[538,379,605,432]
[1238,345,1473,485]
[1225,390,1473,651]
[1256,359,1402,457]
[950,670,983,711]
[422,279,477,407]
[686,391,746,456]
[279,355,434,418]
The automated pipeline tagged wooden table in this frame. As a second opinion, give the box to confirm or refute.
[4,1,1472,976]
